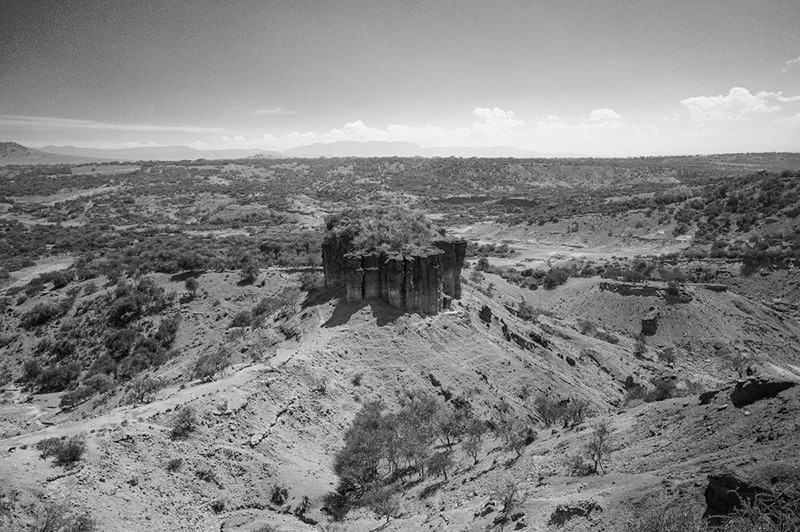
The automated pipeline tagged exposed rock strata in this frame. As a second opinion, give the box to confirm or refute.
[322,237,466,314]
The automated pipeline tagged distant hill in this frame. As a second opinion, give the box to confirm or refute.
[0,141,104,165]
[40,145,283,162]
[283,140,572,158]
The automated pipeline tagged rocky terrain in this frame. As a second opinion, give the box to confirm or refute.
[0,154,799,531]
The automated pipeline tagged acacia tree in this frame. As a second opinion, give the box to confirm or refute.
[586,420,613,474]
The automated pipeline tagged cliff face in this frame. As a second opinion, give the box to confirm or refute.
[322,237,466,314]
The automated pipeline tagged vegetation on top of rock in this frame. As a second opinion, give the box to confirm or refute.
[323,207,439,254]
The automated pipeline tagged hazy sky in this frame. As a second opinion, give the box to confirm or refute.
[1,0,799,155]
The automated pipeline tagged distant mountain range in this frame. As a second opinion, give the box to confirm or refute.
[0,140,582,165]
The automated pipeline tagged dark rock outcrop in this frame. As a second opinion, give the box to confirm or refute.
[729,378,796,408]
[322,236,466,315]
[640,307,659,336]
[703,472,764,523]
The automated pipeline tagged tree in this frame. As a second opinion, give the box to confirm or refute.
[239,254,260,284]
[586,420,613,474]
[184,277,198,297]
[463,418,487,465]
[427,450,453,480]
[170,406,197,439]
[363,487,399,524]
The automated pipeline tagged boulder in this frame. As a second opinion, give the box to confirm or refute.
[729,378,795,408]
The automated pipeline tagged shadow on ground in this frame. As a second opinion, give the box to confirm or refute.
[302,287,405,327]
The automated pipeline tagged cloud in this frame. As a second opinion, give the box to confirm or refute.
[678,87,800,121]
[253,107,295,115]
[581,108,624,130]
[587,108,622,122]
[471,107,525,137]
[772,112,800,127]
[782,56,800,73]
[0,114,228,134]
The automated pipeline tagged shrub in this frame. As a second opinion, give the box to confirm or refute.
[193,348,231,382]
[586,420,613,474]
[128,374,161,404]
[230,310,253,328]
[170,406,197,439]
[351,372,364,386]
[578,319,597,336]
[154,314,181,347]
[165,458,183,472]
[625,506,699,532]
[21,358,42,384]
[105,329,140,360]
[37,436,86,468]
[298,271,323,291]
[595,330,619,344]
[645,378,678,402]
[106,296,140,326]
[184,277,198,296]
[37,362,81,393]
[270,485,289,506]
[20,302,61,329]
[83,373,113,393]
[564,453,594,476]
[210,499,225,514]
[29,502,97,532]
[543,268,570,289]
[195,465,216,483]
[60,386,94,409]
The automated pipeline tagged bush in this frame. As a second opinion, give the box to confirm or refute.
[84,373,113,393]
[128,374,161,404]
[20,302,61,329]
[586,420,613,474]
[37,436,86,468]
[165,458,183,472]
[105,329,140,360]
[21,358,42,384]
[195,465,217,483]
[298,271,323,291]
[271,485,289,506]
[193,348,230,382]
[645,378,678,402]
[37,362,81,393]
[154,314,180,347]
[542,268,570,289]
[170,406,197,439]
[60,386,94,409]
[230,310,253,328]
[29,502,97,532]
[595,330,619,344]
[625,506,700,532]
[564,453,594,476]
[184,277,198,296]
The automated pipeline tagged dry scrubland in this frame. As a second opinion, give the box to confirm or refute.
[1,151,800,531]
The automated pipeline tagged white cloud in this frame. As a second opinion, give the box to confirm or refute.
[0,114,228,134]
[772,112,800,127]
[253,107,295,115]
[471,107,525,138]
[678,87,799,121]
[587,108,622,122]
[782,56,800,73]
[581,108,624,130]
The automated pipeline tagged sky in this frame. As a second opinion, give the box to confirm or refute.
[1,0,799,156]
